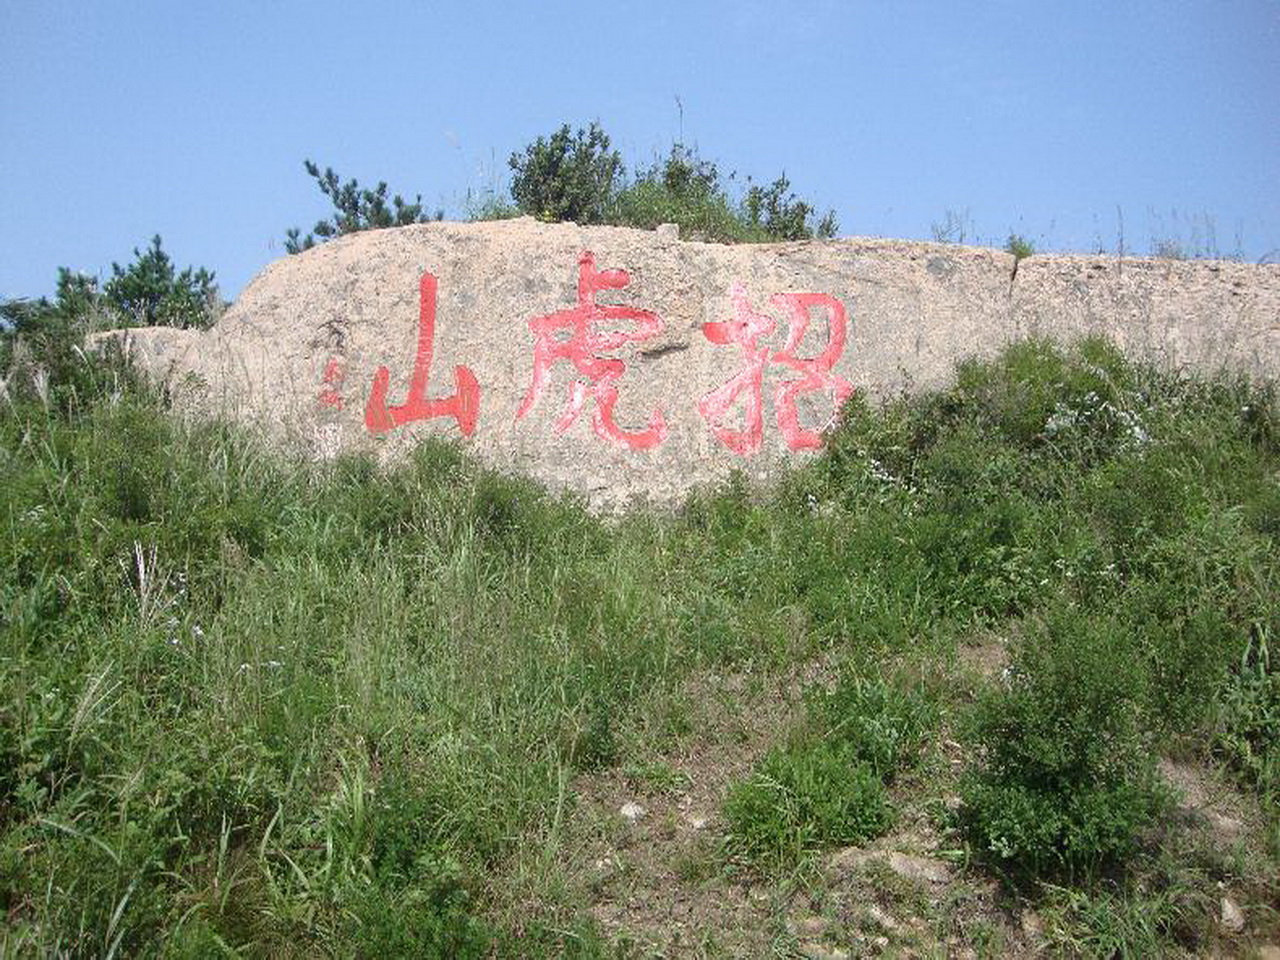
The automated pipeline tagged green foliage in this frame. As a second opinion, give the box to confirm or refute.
[1005,233,1035,260]
[1216,626,1279,806]
[1037,877,1205,958]
[742,173,838,240]
[463,186,520,222]
[3,235,216,350]
[610,144,837,242]
[286,159,441,253]
[349,859,491,958]
[505,124,837,241]
[724,669,931,871]
[3,329,1278,949]
[508,122,623,225]
[104,234,218,329]
[724,741,891,870]
[810,673,937,780]
[959,610,1167,879]
[1,275,144,416]
[610,144,747,241]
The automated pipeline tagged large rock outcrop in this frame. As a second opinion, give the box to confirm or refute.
[101,218,1280,508]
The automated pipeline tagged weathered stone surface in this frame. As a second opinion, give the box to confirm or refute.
[97,218,1280,509]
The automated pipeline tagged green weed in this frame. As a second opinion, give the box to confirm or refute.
[2,331,1278,951]
[724,741,892,871]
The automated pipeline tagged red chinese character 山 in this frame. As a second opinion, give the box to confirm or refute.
[365,273,480,436]
[515,251,667,451]
[700,288,854,453]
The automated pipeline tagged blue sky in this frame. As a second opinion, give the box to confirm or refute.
[2,1,1278,301]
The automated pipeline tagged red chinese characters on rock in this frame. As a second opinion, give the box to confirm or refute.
[700,285,854,454]
[318,357,345,410]
[515,251,668,451]
[365,273,480,436]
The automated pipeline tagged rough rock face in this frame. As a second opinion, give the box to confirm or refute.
[101,218,1280,509]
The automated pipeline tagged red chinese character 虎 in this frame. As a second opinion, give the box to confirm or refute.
[515,250,667,451]
[365,273,480,436]
[318,357,345,410]
[700,287,853,453]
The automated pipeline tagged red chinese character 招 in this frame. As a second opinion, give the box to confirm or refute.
[515,251,667,451]
[700,287,853,453]
[697,284,776,455]
[365,273,480,436]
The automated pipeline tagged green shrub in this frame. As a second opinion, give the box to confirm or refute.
[610,144,750,242]
[350,860,490,959]
[1005,233,1035,260]
[504,124,837,241]
[960,609,1166,879]
[285,159,441,253]
[725,740,892,870]
[509,122,623,225]
[1217,627,1279,805]
[810,673,936,780]
[742,173,838,240]
[104,235,218,329]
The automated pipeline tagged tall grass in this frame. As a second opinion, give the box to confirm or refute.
[2,335,1277,954]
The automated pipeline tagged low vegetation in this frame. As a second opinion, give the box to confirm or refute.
[290,121,838,253]
[1,236,220,341]
[2,317,1277,954]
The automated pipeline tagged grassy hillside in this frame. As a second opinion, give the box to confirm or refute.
[2,336,1277,956]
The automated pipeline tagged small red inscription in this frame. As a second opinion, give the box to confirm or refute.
[516,251,667,450]
[700,287,854,454]
[318,357,345,410]
[365,273,480,436]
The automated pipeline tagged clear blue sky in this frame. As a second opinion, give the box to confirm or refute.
[3,1,1278,302]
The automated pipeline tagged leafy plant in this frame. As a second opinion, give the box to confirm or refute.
[506,125,837,241]
[742,173,838,240]
[104,235,218,329]
[810,673,937,780]
[1006,233,1035,261]
[285,159,441,253]
[725,740,891,870]
[508,122,623,225]
[960,610,1167,880]
[1217,625,1279,804]
[610,143,746,241]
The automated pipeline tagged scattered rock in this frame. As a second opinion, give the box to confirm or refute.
[830,846,953,885]
[619,801,647,823]
[1220,896,1245,933]
[1204,809,1245,838]
[687,813,709,831]
[798,944,850,960]
[867,905,900,933]
[789,915,829,938]
[1020,910,1043,938]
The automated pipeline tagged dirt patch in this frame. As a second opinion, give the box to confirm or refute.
[549,662,1041,958]
[956,631,1010,683]
[1159,757,1260,849]
[558,667,807,955]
